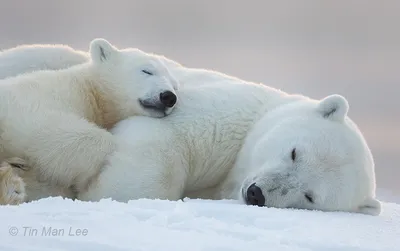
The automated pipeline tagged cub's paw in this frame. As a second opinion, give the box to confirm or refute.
[5,157,29,172]
[0,160,26,205]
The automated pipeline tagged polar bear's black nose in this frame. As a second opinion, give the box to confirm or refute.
[160,91,177,108]
[246,183,265,207]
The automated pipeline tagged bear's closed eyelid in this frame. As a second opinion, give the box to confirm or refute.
[141,69,154,76]
[291,148,296,161]
[304,192,314,203]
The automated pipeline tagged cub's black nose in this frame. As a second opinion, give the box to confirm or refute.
[159,91,177,108]
[246,183,265,207]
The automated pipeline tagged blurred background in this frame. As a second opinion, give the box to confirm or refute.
[0,0,398,202]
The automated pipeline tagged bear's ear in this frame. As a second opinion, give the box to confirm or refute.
[316,94,349,121]
[357,197,381,216]
[89,38,119,64]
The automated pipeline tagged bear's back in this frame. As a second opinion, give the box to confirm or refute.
[0,44,89,80]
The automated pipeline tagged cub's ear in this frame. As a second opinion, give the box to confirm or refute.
[357,197,381,216]
[89,38,119,63]
[317,94,349,121]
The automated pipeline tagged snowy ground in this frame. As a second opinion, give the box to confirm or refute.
[1,197,399,251]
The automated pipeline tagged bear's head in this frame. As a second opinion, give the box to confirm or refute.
[239,94,381,215]
[89,38,179,118]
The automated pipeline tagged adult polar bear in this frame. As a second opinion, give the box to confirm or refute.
[0,43,89,79]
[0,39,179,196]
[0,43,381,215]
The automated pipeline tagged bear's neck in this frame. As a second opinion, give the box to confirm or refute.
[68,64,125,130]
[86,81,123,130]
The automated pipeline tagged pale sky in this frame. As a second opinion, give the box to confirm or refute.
[0,0,398,200]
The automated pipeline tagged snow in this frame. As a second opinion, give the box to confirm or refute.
[1,197,399,251]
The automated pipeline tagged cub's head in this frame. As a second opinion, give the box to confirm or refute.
[89,38,179,118]
[240,95,381,215]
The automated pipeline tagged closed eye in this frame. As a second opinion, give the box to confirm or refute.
[142,70,154,76]
[304,193,314,203]
[291,148,296,161]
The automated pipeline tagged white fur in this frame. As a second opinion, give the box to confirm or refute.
[0,38,179,193]
[0,44,380,215]
[0,44,88,79]
[217,94,380,215]
[79,65,380,215]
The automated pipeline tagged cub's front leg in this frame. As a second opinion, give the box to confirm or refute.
[0,157,27,205]
[1,111,117,193]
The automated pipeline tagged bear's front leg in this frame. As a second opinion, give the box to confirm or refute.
[0,158,27,205]
[1,111,117,193]
[77,140,186,202]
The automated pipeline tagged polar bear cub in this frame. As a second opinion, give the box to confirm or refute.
[0,38,179,194]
